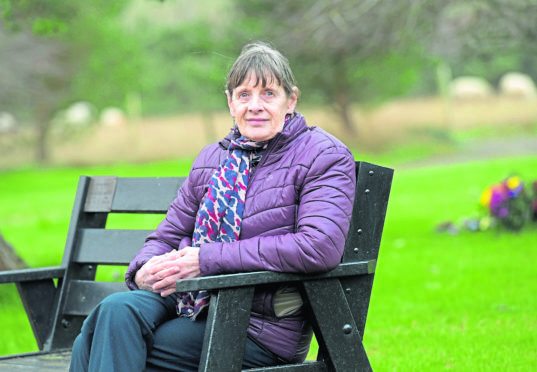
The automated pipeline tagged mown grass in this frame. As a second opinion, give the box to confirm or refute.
[365,156,537,371]
[1,155,536,370]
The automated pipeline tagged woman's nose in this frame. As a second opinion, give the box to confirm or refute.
[248,94,263,112]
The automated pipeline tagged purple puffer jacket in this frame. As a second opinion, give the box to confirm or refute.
[125,112,356,362]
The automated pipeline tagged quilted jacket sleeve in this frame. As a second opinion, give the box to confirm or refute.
[199,145,356,276]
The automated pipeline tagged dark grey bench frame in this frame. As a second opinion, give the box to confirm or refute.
[0,161,393,371]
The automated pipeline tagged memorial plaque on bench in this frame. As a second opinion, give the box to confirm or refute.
[84,176,117,212]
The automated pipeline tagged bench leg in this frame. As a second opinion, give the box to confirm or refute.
[304,279,372,372]
[16,280,59,350]
[199,286,255,372]
[341,275,375,337]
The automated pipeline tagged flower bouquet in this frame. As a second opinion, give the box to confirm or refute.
[479,176,536,231]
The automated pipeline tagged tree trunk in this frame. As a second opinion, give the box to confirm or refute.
[333,58,357,136]
[334,90,357,136]
[35,100,52,165]
[0,232,28,271]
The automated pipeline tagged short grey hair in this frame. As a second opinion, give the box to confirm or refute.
[226,41,297,97]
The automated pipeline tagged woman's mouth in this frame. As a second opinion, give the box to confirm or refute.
[247,118,268,124]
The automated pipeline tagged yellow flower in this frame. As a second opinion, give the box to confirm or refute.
[480,186,492,207]
[506,176,521,190]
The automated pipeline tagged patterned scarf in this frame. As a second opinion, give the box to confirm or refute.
[176,136,269,319]
[177,115,292,319]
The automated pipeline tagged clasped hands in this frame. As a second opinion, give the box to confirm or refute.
[135,247,201,297]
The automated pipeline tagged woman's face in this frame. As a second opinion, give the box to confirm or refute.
[226,72,297,142]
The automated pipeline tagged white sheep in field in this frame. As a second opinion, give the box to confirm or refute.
[449,76,494,100]
[100,107,127,127]
[0,112,17,133]
[498,72,537,99]
[64,101,97,127]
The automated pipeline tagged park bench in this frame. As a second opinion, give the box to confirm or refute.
[0,161,393,371]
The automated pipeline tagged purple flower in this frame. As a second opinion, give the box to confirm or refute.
[489,189,505,211]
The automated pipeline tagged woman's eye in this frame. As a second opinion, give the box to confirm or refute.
[239,92,249,99]
[265,91,274,97]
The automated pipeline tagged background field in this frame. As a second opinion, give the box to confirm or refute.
[2,95,537,170]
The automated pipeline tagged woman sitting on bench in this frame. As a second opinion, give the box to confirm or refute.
[70,41,356,372]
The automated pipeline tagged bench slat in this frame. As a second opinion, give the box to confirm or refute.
[63,280,128,316]
[0,350,70,372]
[74,229,152,265]
[247,362,328,372]
[0,352,328,372]
[84,177,184,213]
[111,177,184,213]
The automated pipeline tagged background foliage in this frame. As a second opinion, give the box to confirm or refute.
[1,0,537,163]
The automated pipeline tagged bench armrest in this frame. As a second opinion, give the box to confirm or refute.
[176,260,376,292]
[0,266,65,284]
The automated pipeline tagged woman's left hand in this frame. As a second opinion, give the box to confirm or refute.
[149,247,201,297]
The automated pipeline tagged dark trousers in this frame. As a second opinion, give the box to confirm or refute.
[70,290,281,371]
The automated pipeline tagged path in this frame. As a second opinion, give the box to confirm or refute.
[399,135,537,169]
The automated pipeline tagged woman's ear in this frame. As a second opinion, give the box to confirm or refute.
[286,87,299,114]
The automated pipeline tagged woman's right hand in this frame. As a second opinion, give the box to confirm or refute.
[134,254,170,293]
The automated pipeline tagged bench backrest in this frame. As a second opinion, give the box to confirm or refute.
[47,176,185,350]
[45,161,393,353]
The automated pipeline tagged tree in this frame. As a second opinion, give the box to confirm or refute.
[428,0,537,83]
[135,20,234,115]
[0,19,75,162]
[229,0,537,135]
[0,232,27,271]
[229,0,436,135]
[0,0,140,164]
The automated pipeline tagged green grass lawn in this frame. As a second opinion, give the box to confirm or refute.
[1,155,536,370]
[366,156,537,371]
